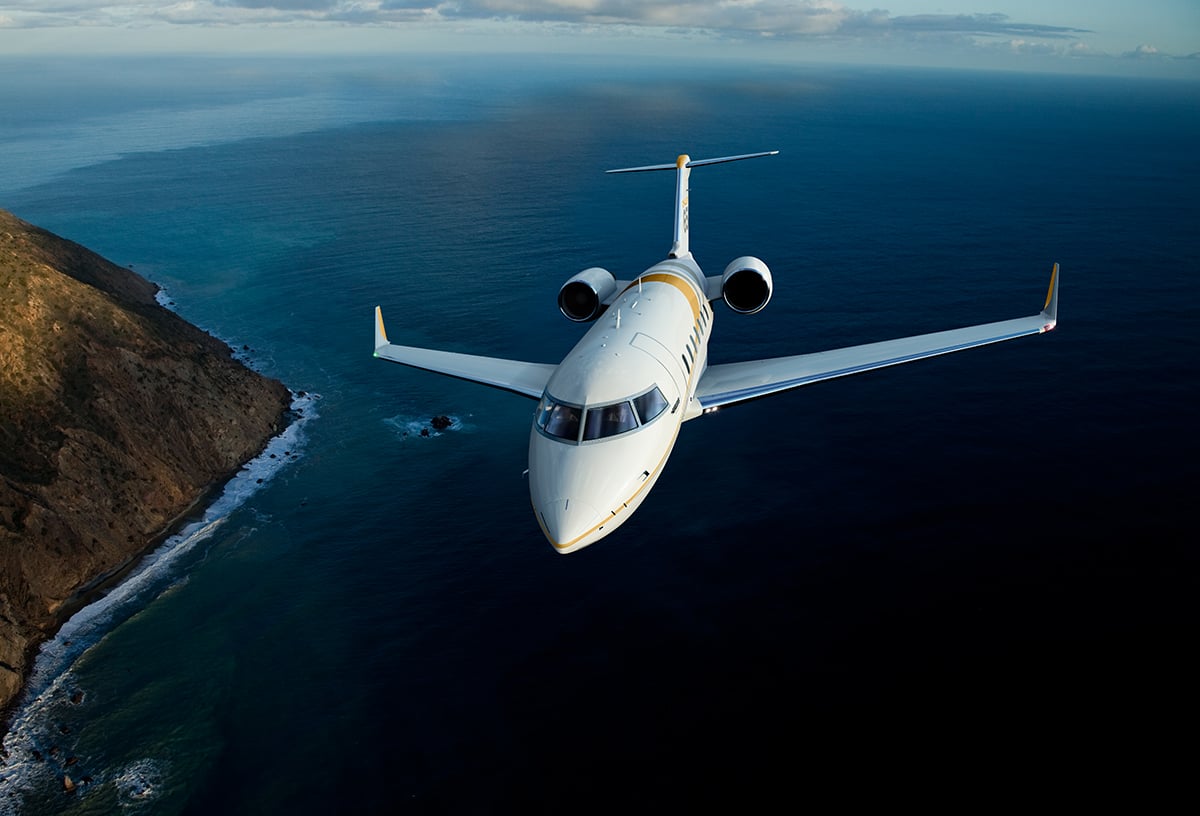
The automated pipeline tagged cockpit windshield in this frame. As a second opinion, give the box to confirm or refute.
[583,401,637,441]
[536,385,670,445]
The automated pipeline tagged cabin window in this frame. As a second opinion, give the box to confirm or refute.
[633,387,669,424]
[582,401,638,441]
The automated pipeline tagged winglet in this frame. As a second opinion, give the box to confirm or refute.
[1040,263,1059,331]
[374,306,389,354]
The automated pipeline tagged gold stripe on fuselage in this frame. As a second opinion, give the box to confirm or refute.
[544,418,684,551]
[631,272,702,321]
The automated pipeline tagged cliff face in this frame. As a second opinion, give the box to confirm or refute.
[0,209,292,713]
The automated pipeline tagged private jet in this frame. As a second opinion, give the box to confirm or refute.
[374,151,1059,553]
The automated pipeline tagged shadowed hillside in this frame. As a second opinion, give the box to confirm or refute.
[0,209,291,716]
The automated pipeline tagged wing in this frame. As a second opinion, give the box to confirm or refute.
[374,307,557,400]
[696,264,1059,412]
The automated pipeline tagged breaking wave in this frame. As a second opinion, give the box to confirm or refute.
[383,413,470,439]
[112,758,166,809]
[0,391,317,812]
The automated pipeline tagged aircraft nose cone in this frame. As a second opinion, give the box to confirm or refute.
[538,497,602,554]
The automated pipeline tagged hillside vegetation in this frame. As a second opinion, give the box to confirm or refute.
[0,209,291,715]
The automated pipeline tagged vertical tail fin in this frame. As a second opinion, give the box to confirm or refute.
[606,151,778,261]
[672,154,691,258]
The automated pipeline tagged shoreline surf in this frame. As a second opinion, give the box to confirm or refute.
[0,280,316,808]
[0,389,316,808]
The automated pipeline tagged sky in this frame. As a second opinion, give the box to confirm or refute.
[0,1,1197,78]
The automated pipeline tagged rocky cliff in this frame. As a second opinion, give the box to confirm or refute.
[0,209,292,716]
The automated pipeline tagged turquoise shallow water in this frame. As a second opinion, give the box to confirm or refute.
[1,56,1197,812]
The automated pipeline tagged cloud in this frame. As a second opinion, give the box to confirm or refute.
[0,0,1102,60]
[885,12,1088,40]
[390,3,1091,41]
[1003,38,1060,56]
[220,0,339,9]
[1123,43,1160,58]
[366,1,860,35]
[1116,42,1197,62]
[0,1,1087,39]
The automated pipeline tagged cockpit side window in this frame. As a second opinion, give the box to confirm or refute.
[582,401,638,441]
[632,386,669,425]
[537,396,582,442]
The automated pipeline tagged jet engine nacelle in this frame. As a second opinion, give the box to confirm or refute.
[721,256,773,315]
[558,267,617,322]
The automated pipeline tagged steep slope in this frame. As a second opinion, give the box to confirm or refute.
[0,209,292,714]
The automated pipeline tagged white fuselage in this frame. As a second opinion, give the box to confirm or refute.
[529,257,713,552]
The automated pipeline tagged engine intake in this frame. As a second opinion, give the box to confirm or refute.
[558,267,617,322]
[721,256,773,315]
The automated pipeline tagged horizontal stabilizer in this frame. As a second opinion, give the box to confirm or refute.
[607,150,778,259]
[606,151,778,174]
[374,307,556,400]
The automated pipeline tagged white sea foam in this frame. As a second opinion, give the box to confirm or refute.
[113,758,165,809]
[0,391,317,811]
[383,413,470,439]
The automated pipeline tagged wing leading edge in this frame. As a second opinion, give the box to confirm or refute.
[696,264,1059,412]
[374,307,557,400]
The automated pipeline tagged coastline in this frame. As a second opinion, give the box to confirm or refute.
[5,391,298,716]
[0,208,302,741]
[0,389,313,796]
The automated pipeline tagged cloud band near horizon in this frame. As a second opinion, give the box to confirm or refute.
[0,1,1090,42]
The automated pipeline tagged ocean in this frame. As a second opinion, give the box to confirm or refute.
[1,54,1197,811]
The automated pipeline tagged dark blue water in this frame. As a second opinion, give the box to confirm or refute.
[1,57,1197,812]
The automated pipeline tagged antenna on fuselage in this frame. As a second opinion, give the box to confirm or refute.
[606,151,778,260]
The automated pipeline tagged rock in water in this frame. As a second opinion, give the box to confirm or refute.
[0,209,292,720]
